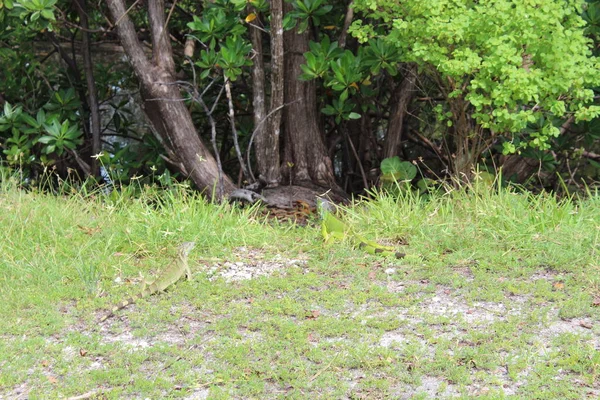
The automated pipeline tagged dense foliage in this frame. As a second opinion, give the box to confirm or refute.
[0,0,599,194]
[350,0,600,173]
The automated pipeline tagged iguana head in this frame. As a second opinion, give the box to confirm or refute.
[179,242,196,256]
[316,197,335,219]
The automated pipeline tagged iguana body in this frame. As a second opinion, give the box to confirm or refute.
[318,199,404,258]
[99,241,196,322]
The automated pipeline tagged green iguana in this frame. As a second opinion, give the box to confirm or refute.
[317,198,404,258]
[99,241,196,322]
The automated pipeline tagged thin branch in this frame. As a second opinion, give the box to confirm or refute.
[224,77,249,182]
[209,83,224,114]
[581,150,600,160]
[344,127,369,190]
[405,128,448,164]
[201,90,225,200]
[185,61,226,200]
[113,0,142,27]
[337,1,354,48]
[246,22,268,33]
[245,101,294,181]
[38,48,58,64]
[67,148,92,177]
[164,0,177,28]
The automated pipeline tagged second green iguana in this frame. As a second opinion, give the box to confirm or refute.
[99,241,196,322]
[318,198,404,258]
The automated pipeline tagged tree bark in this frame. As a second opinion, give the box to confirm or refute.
[383,64,417,159]
[247,1,284,187]
[337,0,354,48]
[248,7,267,183]
[263,0,284,186]
[282,3,339,191]
[73,0,101,176]
[105,0,235,199]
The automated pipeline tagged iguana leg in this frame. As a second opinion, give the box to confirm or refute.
[358,241,405,258]
[322,223,331,243]
[185,264,192,281]
[141,277,148,292]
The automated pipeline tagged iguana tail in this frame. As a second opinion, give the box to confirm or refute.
[357,239,405,258]
[318,197,405,258]
[99,242,195,323]
[99,294,144,322]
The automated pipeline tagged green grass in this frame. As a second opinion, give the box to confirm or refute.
[1,180,600,399]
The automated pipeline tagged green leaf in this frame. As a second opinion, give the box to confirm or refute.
[282,14,297,30]
[37,135,53,144]
[380,156,417,180]
[19,113,37,127]
[339,89,349,103]
[321,105,336,115]
[298,18,309,33]
[40,8,53,20]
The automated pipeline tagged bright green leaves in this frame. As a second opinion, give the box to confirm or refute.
[218,36,252,81]
[300,37,364,122]
[194,37,251,82]
[362,38,400,76]
[195,48,219,80]
[329,51,363,97]
[352,0,600,154]
[321,99,360,124]
[0,102,23,133]
[0,88,83,167]
[0,0,15,9]
[0,103,36,164]
[283,0,332,33]
[300,36,344,80]
[300,51,329,80]
[317,49,364,122]
[38,119,82,155]
[187,8,246,50]
[300,36,402,124]
[247,0,269,13]
[9,0,56,30]
[575,105,600,122]
[187,2,250,81]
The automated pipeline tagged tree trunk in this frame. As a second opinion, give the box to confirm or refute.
[73,0,101,177]
[448,94,482,181]
[282,3,339,191]
[249,0,283,187]
[105,0,236,199]
[263,0,284,186]
[383,64,417,159]
[248,7,266,183]
[45,31,94,175]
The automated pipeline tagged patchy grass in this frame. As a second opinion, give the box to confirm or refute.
[1,181,599,399]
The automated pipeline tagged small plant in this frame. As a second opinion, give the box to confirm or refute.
[76,263,100,296]
[283,0,333,33]
[380,156,417,182]
[38,119,83,156]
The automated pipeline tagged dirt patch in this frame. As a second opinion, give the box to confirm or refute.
[204,247,307,282]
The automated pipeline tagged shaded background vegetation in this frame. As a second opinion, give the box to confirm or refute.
[0,0,599,197]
